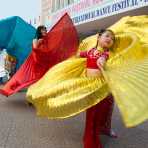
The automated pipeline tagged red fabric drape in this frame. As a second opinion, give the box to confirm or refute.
[0,13,78,96]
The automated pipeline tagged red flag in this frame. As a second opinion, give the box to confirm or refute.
[0,13,78,96]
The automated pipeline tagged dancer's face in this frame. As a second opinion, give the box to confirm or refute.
[41,28,47,37]
[98,31,115,49]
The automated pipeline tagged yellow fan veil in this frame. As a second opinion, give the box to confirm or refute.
[27,15,148,127]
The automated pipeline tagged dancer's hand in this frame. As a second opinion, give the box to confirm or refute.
[33,39,44,49]
[38,39,44,44]
[97,56,106,68]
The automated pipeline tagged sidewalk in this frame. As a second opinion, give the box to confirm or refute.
[0,92,148,148]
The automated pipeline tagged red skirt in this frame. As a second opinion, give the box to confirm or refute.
[83,95,114,148]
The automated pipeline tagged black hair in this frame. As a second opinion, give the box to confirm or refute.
[98,29,115,38]
[35,25,47,39]
[95,29,115,48]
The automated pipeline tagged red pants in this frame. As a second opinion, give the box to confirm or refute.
[83,95,114,148]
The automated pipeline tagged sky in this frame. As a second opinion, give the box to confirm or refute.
[0,0,41,23]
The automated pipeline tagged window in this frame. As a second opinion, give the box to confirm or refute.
[51,0,80,12]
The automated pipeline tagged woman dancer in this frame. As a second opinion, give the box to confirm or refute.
[79,29,117,148]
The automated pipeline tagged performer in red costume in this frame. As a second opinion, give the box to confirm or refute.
[79,29,117,148]
[0,13,78,96]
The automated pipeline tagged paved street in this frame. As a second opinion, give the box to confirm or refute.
[0,91,148,148]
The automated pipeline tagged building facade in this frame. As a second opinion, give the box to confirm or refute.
[41,0,148,35]
[41,0,52,25]
[41,0,79,25]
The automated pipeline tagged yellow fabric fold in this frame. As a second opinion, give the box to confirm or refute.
[31,77,109,119]
[27,58,86,102]
[105,58,148,127]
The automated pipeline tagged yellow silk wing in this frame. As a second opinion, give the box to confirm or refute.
[27,58,86,103]
[105,57,148,127]
[29,77,109,119]
[27,58,109,118]
[104,31,148,127]
[109,15,148,45]
[27,15,148,126]
[107,32,147,67]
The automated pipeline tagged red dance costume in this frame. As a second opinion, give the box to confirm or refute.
[80,48,114,148]
[0,14,78,96]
